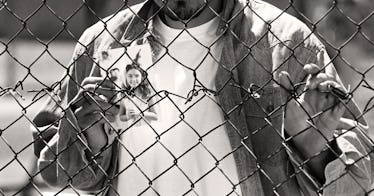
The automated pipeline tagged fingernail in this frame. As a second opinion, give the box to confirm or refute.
[99,94,109,102]
[330,86,350,100]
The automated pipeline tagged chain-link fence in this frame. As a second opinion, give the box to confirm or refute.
[1,0,374,195]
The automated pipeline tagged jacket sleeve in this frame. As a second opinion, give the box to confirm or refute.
[315,48,373,196]
[31,27,115,191]
[284,30,374,195]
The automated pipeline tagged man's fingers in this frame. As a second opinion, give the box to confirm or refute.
[279,71,293,90]
[90,62,102,77]
[80,76,118,102]
[317,50,325,68]
[94,98,120,115]
[303,50,327,78]
[109,68,120,81]
[74,98,119,118]
[81,84,118,100]
[318,80,338,92]
[313,80,346,116]
[304,63,321,76]
[305,73,330,90]
[319,80,349,101]
[81,77,116,88]
[81,77,102,86]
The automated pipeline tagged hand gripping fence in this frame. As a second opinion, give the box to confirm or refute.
[1,0,374,195]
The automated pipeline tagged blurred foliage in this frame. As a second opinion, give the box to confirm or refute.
[302,0,374,55]
[0,0,143,41]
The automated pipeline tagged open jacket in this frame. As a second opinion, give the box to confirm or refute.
[31,0,374,195]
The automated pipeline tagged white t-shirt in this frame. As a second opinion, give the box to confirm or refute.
[117,16,242,196]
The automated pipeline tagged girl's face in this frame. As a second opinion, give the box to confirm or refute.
[125,68,142,89]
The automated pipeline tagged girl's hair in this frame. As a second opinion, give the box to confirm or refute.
[123,62,152,99]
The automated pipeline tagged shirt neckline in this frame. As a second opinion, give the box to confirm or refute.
[154,15,220,44]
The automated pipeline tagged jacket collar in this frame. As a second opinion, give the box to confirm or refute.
[97,0,253,56]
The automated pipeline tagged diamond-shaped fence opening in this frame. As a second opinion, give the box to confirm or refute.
[1,0,374,195]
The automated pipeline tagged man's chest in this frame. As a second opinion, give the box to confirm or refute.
[147,40,223,98]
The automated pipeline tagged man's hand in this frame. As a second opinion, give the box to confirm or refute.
[279,50,349,181]
[69,64,120,152]
[126,108,141,120]
[280,51,347,142]
[72,76,119,126]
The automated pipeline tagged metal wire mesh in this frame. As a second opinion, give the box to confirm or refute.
[1,0,374,195]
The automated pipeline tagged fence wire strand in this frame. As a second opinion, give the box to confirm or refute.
[1,0,374,195]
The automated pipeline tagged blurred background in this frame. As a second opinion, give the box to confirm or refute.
[0,0,373,195]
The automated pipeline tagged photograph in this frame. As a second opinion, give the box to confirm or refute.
[0,0,374,195]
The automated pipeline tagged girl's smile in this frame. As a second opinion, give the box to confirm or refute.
[126,69,142,89]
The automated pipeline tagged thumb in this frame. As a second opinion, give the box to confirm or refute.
[303,63,320,76]
[279,71,294,91]
[302,50,325,76]
[317,49,325,68]
[109,68,120,81]
[89,62,102,77]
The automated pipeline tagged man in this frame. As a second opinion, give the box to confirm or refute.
[32,0,373,195]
